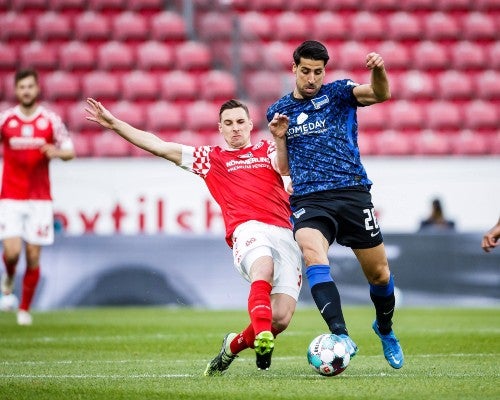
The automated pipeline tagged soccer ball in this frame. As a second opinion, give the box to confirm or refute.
[0,293,19,312]
[307,334,350,376]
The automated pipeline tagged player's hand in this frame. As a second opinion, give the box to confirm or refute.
[85,98,115,130]
[365,52,385,70]
[40,143,58,159]
[481,222,500,253]
[268,113,289,139]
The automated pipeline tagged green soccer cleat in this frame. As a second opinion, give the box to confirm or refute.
[204,333,237,376]
[254,331,274,370]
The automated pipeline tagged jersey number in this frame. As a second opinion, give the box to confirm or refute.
[363,208,379,231]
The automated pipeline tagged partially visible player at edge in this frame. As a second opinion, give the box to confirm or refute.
[0,68,75,325]
[481,217,500,253]
[267,40,404,369]
[85,98,303,375]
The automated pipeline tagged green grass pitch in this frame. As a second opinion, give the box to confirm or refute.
[0,306,498,399]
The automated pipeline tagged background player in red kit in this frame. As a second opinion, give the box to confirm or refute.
[85,97,302,375]
[0,69,75,325]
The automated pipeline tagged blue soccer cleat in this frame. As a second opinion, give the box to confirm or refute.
[338,334,358,358]
[372,320,404,369]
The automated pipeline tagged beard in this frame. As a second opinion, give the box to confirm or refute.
[19,96,37,108]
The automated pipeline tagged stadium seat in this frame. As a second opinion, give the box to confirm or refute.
[364,0,399,10]
[87,0,125,11]
[92,131,132,157]
[486,42,500,70]
[43,71,80,101]
[275,12,308,42]
[59,41,96,71]
[450,130,490,156]
[451,41,486,70]
[199,70,237,101]
[35,11,72,41]
[322,0,360,10]
[0,0,9,9]
[357,133,376,156]
[376,41,411,70]
[350,12,386,41]
[435,0,472,11]
[122,71,158,101]
[288,0,322,11]
[425,101,462,130]
[475,0,500,10]
[0,12,32,41]
[414,130,452,155]
[145,101,184,133]
[245,71,286,102]
[0,43,18,70]
[251,0,286,11]
[388,100,425,131]
[198,11,233,41]
[82,71,120,100]
[1,73,16,102]
[150,11,187,42]
[66,100,98,133]
[160,70,198,101]
[239,42,264,71]
[400,0,435,10]
[239,12,273,41]
[464,100,498,130]
[11,0,46,11]
[357,103,389,132]
[386,12,421,41]
[312,11,348,41]
[97,41,135,71]
[424,12,460,41]
[71,133,94,158]
[126,0,164,11]
[397,70,436,100]
[412,41,450,70]
[108,101,146,128]
[336,42,370,71]
[435,71,473,100]
[462,12,496,40]
[136,41,174,71]
[19,41,58,70]
[112,11,149,42]
[185,100,219,133]
[476,70,500,100]
[175,41,212,71]
[48,0,86,11]
[373,130,415,156]
[74,11,111,41]
[263,41,294,71]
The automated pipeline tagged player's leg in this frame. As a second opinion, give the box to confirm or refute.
[354,244,404,368]
[1,237,22,295]
[0,200,23,296]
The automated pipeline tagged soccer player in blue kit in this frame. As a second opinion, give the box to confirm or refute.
[267,40,404,369]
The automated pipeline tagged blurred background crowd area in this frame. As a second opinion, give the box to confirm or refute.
[0,0,498,157]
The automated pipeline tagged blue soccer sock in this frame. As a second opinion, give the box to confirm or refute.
[370,275,395,335]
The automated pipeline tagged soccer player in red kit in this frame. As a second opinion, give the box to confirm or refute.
[85,97,302,374]
[0,69,75,325]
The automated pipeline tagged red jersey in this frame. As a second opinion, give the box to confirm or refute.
[181,140,292,247]
[0,105,73,200]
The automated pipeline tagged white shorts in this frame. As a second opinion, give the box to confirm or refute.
[0,199,54,245]
[232,220,303,301]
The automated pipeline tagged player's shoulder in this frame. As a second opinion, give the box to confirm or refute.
[0,106,16,126]
[38,104,63,123]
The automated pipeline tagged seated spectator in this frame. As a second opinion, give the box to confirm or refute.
[419,198,456,233]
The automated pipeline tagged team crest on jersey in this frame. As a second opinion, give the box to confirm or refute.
[21,124,34,137]
[36,117,49,130]
[7,119,19,128]
[311,95,330,109]
[297,112,308,125]
[252,142,264,150]
[238,152,253,159]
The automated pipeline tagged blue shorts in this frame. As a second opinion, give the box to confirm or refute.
[289,186,384,249]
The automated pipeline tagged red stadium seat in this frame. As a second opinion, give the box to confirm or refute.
[59,41,96,71]
[262,41,294,71]
[0,0,10,9]
[145,101,184,133]
[336,41,369,71]
[2,73,16,102]
[414,131,452,155]
[67,100,98,133]
[11,0,46,11]
[388,100,425,131]
[0,12,32,41]
[376,41,411,70]
[475,0,500,10]
[0,43,18,70]
[288,0,322,11]
[373,130,415,156]
[435,71,473,100]
[82,71,120,100]
[364,0,399,10]
[251,0,285,11]
[357,133,376,156]
[199,70,237,101]
[476,70,500,100]
[43,71,80,101]
[175,41,212,71]
[425,101,462,130]
[48,0,86,11]
[486,42,500,69]
[112,11,149,42]
[245,71,286,102]
[122,71,158,101]
[136,41,174,71]
[160,70,198,101]
[87,0,125,11]
[108,101,146,128]
[239,12,273,41]
[151,11,187,42]
[239,42,264,71]
[397,70,435,100]
[400,0,435,11]
[350,12,386,41]
[198,11,233,41]
[126,0,164,11]
[450,130,490,156]
[275,12,308,42]
[451,41,486,70]
[424,12,460,41]
[435,0,473,11]
[462,12,497,40]
[386,12,421,41]
[312,11,348,41]
[357,103,389,132]
[412,41,450,70]
[97,41,135,71]
[20,41,58,70]
[185,100,219,133]
[74,11,111,41]
[35,11,72,41]
[92,131,132,157]
[71,133,94,158]
[464,100,498,130]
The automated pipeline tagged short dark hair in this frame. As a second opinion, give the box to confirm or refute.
[219,99,250,120]
[293,40,330,66]
[15,68,39,85]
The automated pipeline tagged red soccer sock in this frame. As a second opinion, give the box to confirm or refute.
[248,280,273,336]
[19,267,40,311]
[230,325,253,354]
[2,253,17,277]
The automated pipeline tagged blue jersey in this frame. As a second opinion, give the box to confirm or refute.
[266,79,372,196]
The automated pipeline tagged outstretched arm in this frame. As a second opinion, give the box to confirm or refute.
[481,217,500,253]
[85,98,182,165]
[268,112,290,175]
[353,52,391,106]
